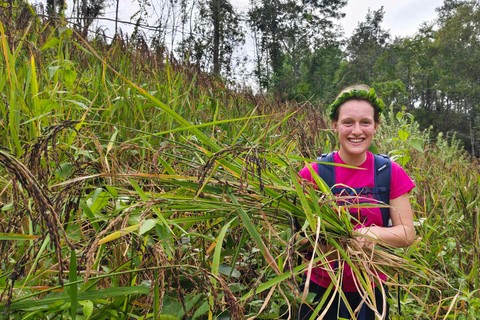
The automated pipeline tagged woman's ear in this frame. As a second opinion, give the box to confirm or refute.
[332,121,338,133]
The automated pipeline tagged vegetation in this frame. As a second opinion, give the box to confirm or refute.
[0,3,480,320]
[16,0,480,156]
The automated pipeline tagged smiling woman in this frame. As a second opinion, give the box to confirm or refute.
[333,99,378,166]
[297,84,416,320]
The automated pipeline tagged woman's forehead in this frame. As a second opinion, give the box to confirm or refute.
[337,100,375,118]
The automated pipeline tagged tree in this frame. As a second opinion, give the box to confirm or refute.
[177,0,244,77]
[433,0,480,156]
[291,33,344,102]
[71,0,107,38]
[390,0,480,156]
[342,6,391,85]
[46,0,66,18]
[248,0,347,91]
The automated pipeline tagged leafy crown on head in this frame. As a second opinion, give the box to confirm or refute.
[329,88,385,120]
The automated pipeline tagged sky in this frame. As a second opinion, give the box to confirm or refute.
[94,0,446,40]
[341,0,445,38]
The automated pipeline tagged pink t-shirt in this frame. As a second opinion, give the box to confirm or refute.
[298,151,415,292]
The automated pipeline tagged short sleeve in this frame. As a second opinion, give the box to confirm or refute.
[390,161,416,199]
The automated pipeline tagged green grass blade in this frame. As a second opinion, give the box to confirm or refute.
[9,286,150,310]
[227,188,281,275]
[211,218,236,286]
[69,249,78,319]
[0,233,40,241]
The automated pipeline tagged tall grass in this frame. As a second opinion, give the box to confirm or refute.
[0,15,479,319]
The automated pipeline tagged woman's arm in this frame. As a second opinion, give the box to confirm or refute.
[354,192,416,248]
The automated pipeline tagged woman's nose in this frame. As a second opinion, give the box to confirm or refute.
[352,123,361,135]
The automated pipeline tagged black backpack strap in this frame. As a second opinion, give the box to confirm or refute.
[316,152,335,188]
[374,154,391,227]
[316,152,392,227]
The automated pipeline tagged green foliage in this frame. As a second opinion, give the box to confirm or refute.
[248,0,347,92]
[379,106,426,166]
[0,13,479,320]
[176,0,244,76]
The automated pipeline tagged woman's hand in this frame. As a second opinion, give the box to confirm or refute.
[353,226,380,250]
[353,193,416,249]
[298,237,337,260]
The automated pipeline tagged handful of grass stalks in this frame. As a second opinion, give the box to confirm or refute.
[192,147,444,316]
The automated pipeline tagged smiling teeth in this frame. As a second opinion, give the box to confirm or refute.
[350,139,363,142]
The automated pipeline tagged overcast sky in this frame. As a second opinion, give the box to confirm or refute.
[98,0,445,39]
[341,0,444,38]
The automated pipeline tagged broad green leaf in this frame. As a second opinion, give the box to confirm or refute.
[398,155,411,166]
[218,264,241,278]
[161,298,183,318]
[129,178,173,234]
[192,294,224,319]
[79,301,93,318]
[67,223,82,242]
[55,162,73,179]
[79,201,100,232]
[398,130,410,141]
[139,219,157,235]
[63,69,77,87]
[396,111,403,122]
[185,293,203,312]
[88,191,110,214]
[105,186,118,198]
[40,99,59,113]
[410,139,424,152]
[40,37,60,50]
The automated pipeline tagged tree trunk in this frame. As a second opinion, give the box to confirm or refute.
[212,0,220,75]
[82,0,88,38]
[115,0,120,36]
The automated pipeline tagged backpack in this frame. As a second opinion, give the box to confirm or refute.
[315,152,395,319]
[316,152,392,227]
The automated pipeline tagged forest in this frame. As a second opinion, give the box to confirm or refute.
[0,0,479,319]
[16,0,480,157]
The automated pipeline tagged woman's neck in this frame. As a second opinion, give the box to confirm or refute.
[337,149,367,166]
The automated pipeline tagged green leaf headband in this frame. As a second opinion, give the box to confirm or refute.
[329,88,385,120]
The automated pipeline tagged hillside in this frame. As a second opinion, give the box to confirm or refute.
[0,16,479,319]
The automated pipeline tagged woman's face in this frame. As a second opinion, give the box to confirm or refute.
[332,100,378,164]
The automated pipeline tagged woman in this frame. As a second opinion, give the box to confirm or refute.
[297,84,416,319]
